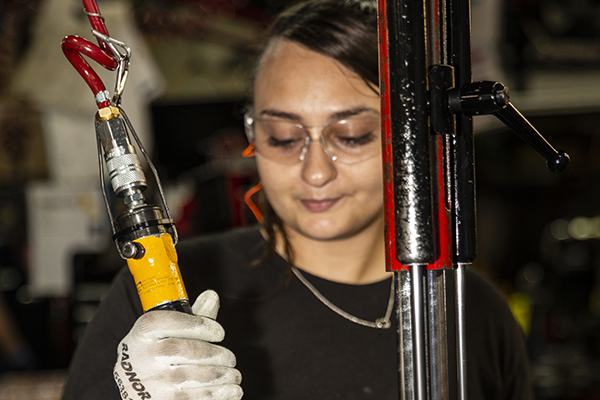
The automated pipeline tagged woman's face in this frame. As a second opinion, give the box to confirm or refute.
[253,40,383,242]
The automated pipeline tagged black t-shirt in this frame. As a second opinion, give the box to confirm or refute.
[61,226,533,399]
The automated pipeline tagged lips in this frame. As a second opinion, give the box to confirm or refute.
[300,198,340,212]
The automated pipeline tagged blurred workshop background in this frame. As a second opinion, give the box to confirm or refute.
[1,0,600,398]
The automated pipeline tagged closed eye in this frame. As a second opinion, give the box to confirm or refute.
[267,136,304,149]
[334,132,377,147]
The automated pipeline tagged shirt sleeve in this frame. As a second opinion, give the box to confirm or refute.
[465,270,534,400]
[61,267,143,400]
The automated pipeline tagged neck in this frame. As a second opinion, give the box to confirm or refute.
[279,217,391,285]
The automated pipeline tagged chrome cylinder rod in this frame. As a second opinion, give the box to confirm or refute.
[397,271,414,400]
[456,263,468,400]
[411,265,428,399]
[397,268,429,400]
[428,270,450,399]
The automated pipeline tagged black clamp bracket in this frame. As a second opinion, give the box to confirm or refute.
[429,66,570,173]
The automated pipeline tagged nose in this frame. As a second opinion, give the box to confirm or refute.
[301,140,337,187]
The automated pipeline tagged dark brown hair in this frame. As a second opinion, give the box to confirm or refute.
[252,0,379,266]
[259,0,378,89]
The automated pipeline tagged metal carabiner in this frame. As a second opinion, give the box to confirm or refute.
[92,30,131,106]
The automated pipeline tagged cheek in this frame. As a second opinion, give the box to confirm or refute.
[351,158,384,195]
[256,157,294,203]
[256,157,276,185]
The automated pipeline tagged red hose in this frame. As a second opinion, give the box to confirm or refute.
[82,0,109,39]
[61,0,118,109]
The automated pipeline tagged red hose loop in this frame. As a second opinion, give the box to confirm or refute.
[61,34,118,108]
[61,0,119,108]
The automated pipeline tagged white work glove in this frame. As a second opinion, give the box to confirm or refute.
[113,290,243,400]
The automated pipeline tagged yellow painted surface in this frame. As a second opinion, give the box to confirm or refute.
[127,234,188,312]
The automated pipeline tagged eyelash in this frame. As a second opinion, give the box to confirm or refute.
[267,137,303,148]
[335,132,376,146]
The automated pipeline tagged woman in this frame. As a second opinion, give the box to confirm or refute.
[61,1,533,399]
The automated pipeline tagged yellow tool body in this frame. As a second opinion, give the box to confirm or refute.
[127,234,189,313]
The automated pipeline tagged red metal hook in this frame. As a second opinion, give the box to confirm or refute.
[61,0,118,109]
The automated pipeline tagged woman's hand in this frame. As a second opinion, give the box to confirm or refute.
[113,290,243,400]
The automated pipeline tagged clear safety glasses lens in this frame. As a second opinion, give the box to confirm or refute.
[244,115,382,165]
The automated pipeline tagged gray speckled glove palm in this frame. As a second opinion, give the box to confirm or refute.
[113,290,243,400]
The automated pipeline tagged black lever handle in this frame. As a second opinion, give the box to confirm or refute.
[495,102,569,172]
[448,81,570,173]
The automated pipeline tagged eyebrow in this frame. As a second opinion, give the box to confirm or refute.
[330,107,379,120]
[258,109,301,121]
[258,106,379,122]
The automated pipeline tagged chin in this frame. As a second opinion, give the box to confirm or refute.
[295,221,361,242]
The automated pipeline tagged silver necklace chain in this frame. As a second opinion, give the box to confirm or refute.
[291,267,394,329]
